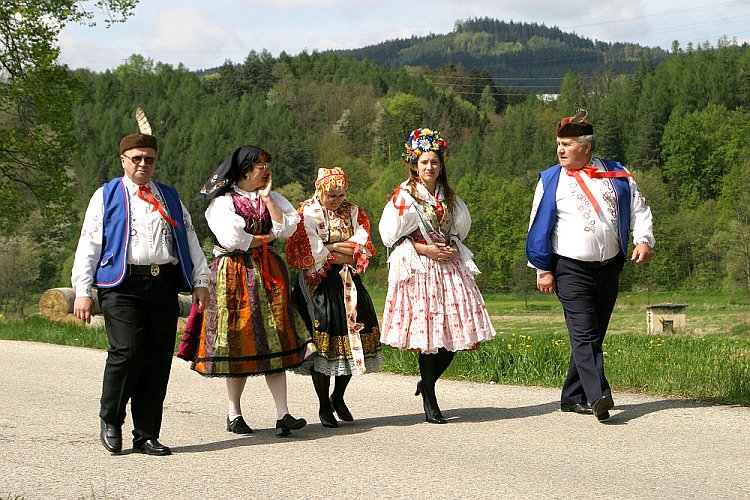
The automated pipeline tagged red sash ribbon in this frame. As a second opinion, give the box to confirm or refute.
[252,236,283,290]
[565,166,633,216]
[138,186,179,227]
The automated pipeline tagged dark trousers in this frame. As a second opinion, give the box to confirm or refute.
[98,267,179,442]
[554,254,624,405]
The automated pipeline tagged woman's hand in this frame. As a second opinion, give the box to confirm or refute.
[415,242,457,262]
[258,171,273,199]
[331,251,355,265]
[248,232,277,248]
[325,241,355,255]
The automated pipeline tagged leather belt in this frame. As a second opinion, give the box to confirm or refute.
[128,264,171,277]
[558,255,619,268]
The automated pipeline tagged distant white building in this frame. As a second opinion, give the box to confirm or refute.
[537,93,559,103]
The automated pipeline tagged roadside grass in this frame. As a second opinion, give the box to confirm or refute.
[2,288,748,404]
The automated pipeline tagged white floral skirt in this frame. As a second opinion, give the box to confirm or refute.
[380,256,496,353]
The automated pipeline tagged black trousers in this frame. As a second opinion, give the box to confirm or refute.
[97,266,180,442]
[554,254,624,405]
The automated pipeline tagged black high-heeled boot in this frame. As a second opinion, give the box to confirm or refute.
[331,375,353,421]
[311,368,338,428]
[418,353,447,424]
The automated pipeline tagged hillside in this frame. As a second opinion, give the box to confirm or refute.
[333,18,670,93]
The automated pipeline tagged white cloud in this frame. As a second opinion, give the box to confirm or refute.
[145,7,244,68]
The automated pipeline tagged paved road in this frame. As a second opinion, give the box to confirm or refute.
[1,339,749,499]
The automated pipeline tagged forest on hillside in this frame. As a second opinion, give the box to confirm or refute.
[1,42,750,314]
[334,18,670,92]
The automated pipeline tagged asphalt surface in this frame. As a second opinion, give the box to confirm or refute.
[1,339,749,499]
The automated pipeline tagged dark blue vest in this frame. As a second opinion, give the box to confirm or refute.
[525,159,631,271]
[94,178,194,292]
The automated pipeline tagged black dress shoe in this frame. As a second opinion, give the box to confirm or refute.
[133,439,171,456]
[592,395,614,421]
[560,402,594,415]
[318,407,338,428]
[100,418,122,454]
[276,414,307,437]
[330,396,354,422]
[227,415,253,434]
[425,414,448,424]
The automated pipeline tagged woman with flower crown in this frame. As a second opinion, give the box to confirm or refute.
[286,167,383,428]
[379,128,496,424]
[190,145,313,437]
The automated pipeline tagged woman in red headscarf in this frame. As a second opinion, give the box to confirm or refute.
[287,167,382,428]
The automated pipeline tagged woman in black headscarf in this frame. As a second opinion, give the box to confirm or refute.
[190,145,313,437]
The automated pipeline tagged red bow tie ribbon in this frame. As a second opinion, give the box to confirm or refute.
[137,185,179,227]
[565,166,633,216]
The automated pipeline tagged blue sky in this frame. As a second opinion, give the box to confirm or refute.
[58,0,750,72]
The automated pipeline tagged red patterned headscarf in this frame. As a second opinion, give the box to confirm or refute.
[314,167,348,193]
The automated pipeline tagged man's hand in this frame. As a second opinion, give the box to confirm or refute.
[73,297,95,324]
[631,243,653,264]
[193,286,209,313]
[537,272,556,294]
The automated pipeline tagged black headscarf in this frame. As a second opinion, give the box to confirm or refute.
[196,145,264,200]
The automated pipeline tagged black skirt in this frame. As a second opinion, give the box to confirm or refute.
[294,264,383,376]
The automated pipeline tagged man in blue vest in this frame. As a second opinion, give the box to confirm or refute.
[72,131,209,454]
[526,110,654,422]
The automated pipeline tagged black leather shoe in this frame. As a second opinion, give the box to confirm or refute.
[276,414,307,437]
[560,402,594,415]
[318,407,338,428]
[227,415,253,434]
[425,413,448,424]
[592,395,614,421]
[133,439,172,456]
[99,418,122,454]
[330,396,354,422]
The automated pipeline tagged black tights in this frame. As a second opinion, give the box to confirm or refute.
[418,348,455,418]
[310,368,351,410]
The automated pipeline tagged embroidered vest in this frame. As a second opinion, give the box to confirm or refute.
[526,159,631,271]
[94,178,193,291]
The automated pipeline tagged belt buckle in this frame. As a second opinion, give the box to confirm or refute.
[150,263,160,277]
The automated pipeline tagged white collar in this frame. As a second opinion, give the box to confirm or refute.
[232,185,261,199]
[122,176,153,195]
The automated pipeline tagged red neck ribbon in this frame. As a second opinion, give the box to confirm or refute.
[565,166,633,215]
[137,185,179,228]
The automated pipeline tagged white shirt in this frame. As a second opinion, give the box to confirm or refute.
[71,176,210,297]
[528,158,655,273]
[205,186,300,256]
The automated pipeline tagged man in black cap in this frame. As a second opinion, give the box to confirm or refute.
[72,128,209,455]
[526,110,654,422]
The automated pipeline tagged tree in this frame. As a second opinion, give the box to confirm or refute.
[0,1,137,231]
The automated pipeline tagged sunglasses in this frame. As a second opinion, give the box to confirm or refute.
[122,154,156,165]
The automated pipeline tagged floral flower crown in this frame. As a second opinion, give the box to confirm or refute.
[402,128,447,164]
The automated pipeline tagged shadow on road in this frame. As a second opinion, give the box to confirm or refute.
[171,402,560,453]
[602,398,719,425]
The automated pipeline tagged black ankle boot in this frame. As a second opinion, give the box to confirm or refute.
[330,375,353,421]
[318,407,338,428]
[330,395,353,422]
